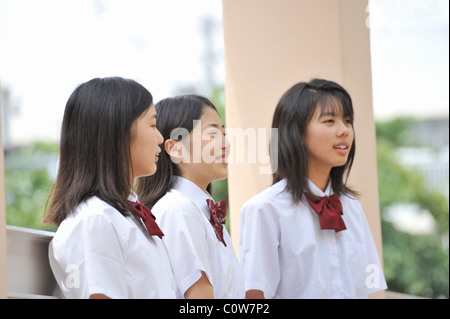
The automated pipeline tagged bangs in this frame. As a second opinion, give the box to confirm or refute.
[316,93,354,120]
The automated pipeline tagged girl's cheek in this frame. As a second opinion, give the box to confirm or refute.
[201,138,223,163]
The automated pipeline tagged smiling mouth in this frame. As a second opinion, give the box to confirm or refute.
[215,154,228,164]
[334,145,348,149]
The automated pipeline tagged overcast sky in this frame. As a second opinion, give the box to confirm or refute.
[369,0,449,121]
[1,0,448,146]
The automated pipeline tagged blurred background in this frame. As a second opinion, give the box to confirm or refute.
[1,0,448,298]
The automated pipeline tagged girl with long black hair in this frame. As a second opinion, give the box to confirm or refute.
[45,77,176,299]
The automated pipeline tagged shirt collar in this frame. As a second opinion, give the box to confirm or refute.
[127,191,139,203]
[307,179,333,197]
[173,176,214,217]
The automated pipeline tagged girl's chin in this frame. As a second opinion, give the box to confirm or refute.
[214,168,228,181]
[144,164,158,177]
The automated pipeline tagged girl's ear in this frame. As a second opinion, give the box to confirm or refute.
[165,139,183,163]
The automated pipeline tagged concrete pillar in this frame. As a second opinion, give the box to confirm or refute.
[223,0,384,298]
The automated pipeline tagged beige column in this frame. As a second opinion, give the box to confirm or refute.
[0,84,7,299]
[223,0,384,298]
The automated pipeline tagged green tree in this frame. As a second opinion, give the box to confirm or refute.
[376,118,449,298]
[4,142,58,232]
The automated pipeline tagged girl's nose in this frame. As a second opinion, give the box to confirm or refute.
[157,128,164,145]
[337,120,351,137]
[223,134,230,150]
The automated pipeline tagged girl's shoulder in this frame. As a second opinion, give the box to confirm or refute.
[58,196,112,223]
[53,196,130,246]
[340,193,363,210]
[241,180,291,212]
[339,193,366,221]
[67,196,127,225]
[152,189,202,217]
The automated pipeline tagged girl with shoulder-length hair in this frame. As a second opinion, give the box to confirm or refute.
[137,94,244,299]
[137,95,215,207]
[272,78,358,202]
[239,79,387,299]
[45,76,176,299]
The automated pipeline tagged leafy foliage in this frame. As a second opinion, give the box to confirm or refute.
[4,142,57,232]
[376,118,449,298]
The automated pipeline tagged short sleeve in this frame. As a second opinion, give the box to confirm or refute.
[239,203,281,299]
[156,200,213,296]
[51,214,128,299]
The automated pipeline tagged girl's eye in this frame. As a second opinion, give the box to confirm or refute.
[206,129,220,136]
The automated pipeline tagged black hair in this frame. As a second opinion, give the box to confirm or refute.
[271,78,358,203]
[44,76,153,225]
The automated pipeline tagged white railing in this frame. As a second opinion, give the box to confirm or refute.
[6,225,59,298]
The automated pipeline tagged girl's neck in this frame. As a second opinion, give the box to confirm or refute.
[307,167,331,192]
[180,171,210,192]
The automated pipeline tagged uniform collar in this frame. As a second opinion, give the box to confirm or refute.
[173,176,214,218]
[307,179,333,197]
[278,178,333,197]
[127,191,139,203]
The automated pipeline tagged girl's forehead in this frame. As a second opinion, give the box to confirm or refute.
[315,96,352,118]
[199,107,224,127]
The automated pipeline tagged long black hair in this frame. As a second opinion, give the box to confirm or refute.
[136,94,218,209]
[44,77,153,225]
[272,78,358,203]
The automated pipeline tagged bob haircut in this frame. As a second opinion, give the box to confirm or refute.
[44,76,153,226]
[136,94,218,209]
[271,78,358,204]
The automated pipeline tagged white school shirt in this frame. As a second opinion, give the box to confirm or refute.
[239,179,387,299]
[152,176,245,299]
[48,194,176,299]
